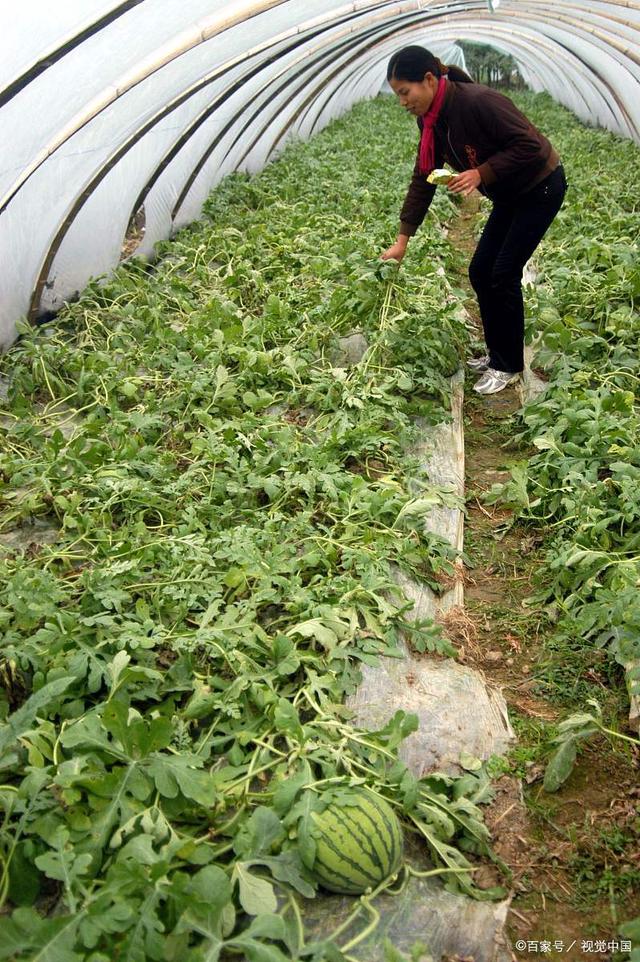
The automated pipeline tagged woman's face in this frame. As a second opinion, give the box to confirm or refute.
[389,72,438,116]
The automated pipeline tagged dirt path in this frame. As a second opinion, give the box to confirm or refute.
[445,195,640,960]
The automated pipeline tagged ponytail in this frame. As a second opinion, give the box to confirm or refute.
[387,46,473,84]
[446,63,473,83]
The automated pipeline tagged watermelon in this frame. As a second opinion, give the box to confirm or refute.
[303,788,403,894]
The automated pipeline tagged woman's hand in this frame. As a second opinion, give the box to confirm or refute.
[381,237,409,262]
[448,169,482,196]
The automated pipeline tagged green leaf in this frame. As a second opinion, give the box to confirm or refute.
[296,793,319,872]
[112,891,164,962]
[56,763,147,865]
[240,943,291,962]
[233,806,285,858]
[619,915,640,941]
[393,495,442,529]
[76,899,134,951]
[0,677,74,760]
[101,702,173,759]
[189,864,233,908]
[370,710,419,751]
[400,769,419,811]
[169,865,233,961]
[303,939,348,962]
[544,738,577,793]
[106,651,132,692]
[145,753,216,806]
[272,635,300,676]
[183,681,220,721]
[251,851,315,898]
[234,863,278,916]
[273,699,305,744]
[286,619,338,650]
[59,712,112,754]
[0,907,82,962]
[532,435,561,452]
[242,914,287,942]
[35,828,92,902]
[7,843,41,906]
[564,549,604,568]
[272,762,312,817]
[556,712,598,733]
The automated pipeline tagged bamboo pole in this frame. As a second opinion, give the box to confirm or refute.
[0,0,289,215]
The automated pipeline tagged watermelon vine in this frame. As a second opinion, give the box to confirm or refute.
[488,93,640,718]
[0,98,494,962]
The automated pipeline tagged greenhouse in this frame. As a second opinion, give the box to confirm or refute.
[0,2,639,960]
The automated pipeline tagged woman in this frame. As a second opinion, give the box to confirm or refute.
[381,46,567,395]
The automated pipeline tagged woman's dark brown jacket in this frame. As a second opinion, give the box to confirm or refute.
[399,80,560,236]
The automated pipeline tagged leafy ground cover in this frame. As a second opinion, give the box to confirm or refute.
[455,93,640,956]
[2,83,638,962]
[490,92,640,727]
[0,98,505,962]
[511,92,640,956]
[459,390,639,959]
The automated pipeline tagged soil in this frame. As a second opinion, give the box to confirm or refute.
[445,194,640,961]
[120,205,146,261]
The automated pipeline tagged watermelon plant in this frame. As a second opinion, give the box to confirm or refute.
[0,97,497,961]
[485,92,640,721]
[543,700,640,793]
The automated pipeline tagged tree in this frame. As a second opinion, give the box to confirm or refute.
[456,41,525,89]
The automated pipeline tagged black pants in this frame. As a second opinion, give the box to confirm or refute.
[468,165,567,373]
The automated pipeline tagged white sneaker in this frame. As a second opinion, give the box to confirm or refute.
[467,354,490,372]
[473,367,521,395]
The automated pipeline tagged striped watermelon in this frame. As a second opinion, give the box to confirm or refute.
[303,788,403,894]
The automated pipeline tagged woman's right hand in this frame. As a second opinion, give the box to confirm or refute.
[380,239,408,262]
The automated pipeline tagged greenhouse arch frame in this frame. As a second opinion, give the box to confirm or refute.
[1,0,638,348]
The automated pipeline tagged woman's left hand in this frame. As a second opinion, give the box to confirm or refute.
[448,169,482,196]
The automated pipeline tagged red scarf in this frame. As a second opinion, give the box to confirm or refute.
[419,76,448,175]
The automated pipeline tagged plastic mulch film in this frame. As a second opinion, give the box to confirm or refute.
[301,852,512,962]
[348,372,515,776]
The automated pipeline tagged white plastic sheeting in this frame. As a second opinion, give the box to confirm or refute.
[1,1,639,348]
